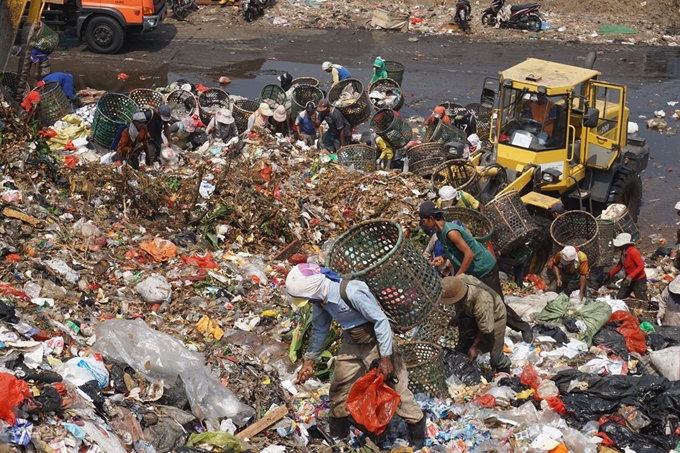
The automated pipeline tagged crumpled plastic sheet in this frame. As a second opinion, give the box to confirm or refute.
[92,318,255,427]
[442,348,483,385]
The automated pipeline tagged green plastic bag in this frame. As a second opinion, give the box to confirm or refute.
[186,432,246,452]
[639,321,656,334]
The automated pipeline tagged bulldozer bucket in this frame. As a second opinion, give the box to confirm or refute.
[0,0,29,74]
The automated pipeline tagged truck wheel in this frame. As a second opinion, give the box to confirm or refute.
[606,168,642,222]
[85,16,125,54]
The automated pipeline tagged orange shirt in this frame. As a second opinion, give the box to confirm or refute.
[530,101,556,136]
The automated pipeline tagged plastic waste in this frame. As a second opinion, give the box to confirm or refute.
[134,274,172,303]
[242,263,268,284]
[346,368,400,435]
[0,373,31,424]
[47,258,80,283]
[140,238,177,262]
[537,379,560,399]
[135,440,158,453]
[72,218,101,237]
[199,180,215,198]
[185,432,246,451]
[650,346,680,380]
[92,319,255,427]
[57,356,110,388]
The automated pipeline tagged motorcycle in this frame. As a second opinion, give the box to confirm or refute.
[481,0,541,31]
[242,0,265,22]
[169,0,197,20]
[455,0,472,32]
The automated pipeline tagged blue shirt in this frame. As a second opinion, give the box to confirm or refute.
[336,66,351,81]
[305,280,393,360]
[295,111,317,136]
[43,72,75,98]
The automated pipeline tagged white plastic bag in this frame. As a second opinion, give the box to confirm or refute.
[134,275,172,303]
[57,357,109,388]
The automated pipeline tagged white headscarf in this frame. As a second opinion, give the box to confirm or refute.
[285,263,331,301]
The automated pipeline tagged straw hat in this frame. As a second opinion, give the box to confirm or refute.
[273,105,287,122]
[439,277,468,305]
[259,103,274,116]
[612,233,635,247]
[215,108,234,125]
[669,276,680,295]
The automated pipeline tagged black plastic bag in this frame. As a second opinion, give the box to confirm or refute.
[442,348,483,385]
[600,421,673,452]
[532,324,569,346]
[593,326,629,360]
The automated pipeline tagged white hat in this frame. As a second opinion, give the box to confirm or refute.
[273,105,287,122]
[132,112,146,121]
[467,134,480,147]
[181,83,192,92]
[560,246,578,265]
[215,108,234,125]
[438,185,458,202]
[670,276,680,294]
[675,201,680,211]
[612,232,635,247]
[322,61,332,71]
[259,102,274,116]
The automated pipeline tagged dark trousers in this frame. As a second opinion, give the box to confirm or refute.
[457,316,511,370]
[617,278,649,300]
[480,263,530,334]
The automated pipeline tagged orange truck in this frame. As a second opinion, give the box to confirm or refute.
[33,0,167,53]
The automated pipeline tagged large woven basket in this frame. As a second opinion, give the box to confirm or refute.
[595,219,616,267]
[165,89,197,121]
[409,156,447,179]
[91,93,139,148]
[291,84,324,119]
[406,143,446,167]
[384,61,405,85]
[291,77,319,88]
[550,211,600,265]
[259,84,287,107]
[465,102,492,141]
[328,78,372,127]
[599,204,640,242]
[412,304,458,348]
[326,220,441,330]
[438,102,465,122]
[232,99,259,133]
[337,144,377,173]
[430,160,481,196]
[442,207,494,242]
[424,119,467,144]
[484,190,539,254]
[1,72,30,99]
[198,89,231,125]
[370,108,412,150]
[398,341,446,397]
[35,81,71,125]
[129,89,164,110]
[368,78,404,111]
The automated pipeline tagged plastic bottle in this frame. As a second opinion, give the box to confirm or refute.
[48,259,80,283]
[134,440,157,453]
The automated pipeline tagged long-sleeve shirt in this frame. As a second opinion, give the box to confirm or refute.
[304,280,392,361]
[608,246,646,282]
[658,286,680,327]
[331,66,352,85]
[376,136,394,160]
[454,274,507,334]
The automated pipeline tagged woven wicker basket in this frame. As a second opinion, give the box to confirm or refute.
[595,219,616,267]
[232,99,259,133]
[1,72,30,99]
[326,220,441,330]
[484,190,539,254]
[412,303,458,348]
[337,144,377,173]
[129,89,164,110]
[384,61,405,85]
[398,341,446,397]
[91,93,139,148]
[259,84,287,108]
[198,88,231,125]
[165,89,197,121]
[409,156,447,179]
[465,102,492,142]
[35,81,71,125]
[291,77,319,88]
[370,108,412,150]
[438,102,465,122]
[328,78,372,127]
[368,78,404,111]
[424,119,467,144]
[442,207,494,242]
[406,143,446,167]
[599,204,640,242]
[430,160,481,196]
[290,84,324,119]
[550,211,600,265]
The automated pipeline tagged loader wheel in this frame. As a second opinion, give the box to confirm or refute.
[606,168,642,222]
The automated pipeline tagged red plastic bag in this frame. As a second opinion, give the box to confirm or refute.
[182,254,218,269]
[608,310,646,354]
[346,368,401,435]
[0,373,31,424]
[519,363,540,390]
[545,396,567,415]
[474,394,496,407]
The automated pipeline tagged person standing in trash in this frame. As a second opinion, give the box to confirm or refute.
[271,105,292,137]
[41,72,75,98]
[322,61,352,86]
[375,136,394,170]
[247,102,274,131]
[658,276,680,327]
[607,233,648,300]
[549,202,566,219]
[294,101,321,146]
[144,105,173,166]
[541,245,589,299]
[441,275,512,372]
[30,47,51,79]
[452,108,477,135]
[421,220,454,277]
[115,112,150,170]
[207,108,239,143]
[424,105,451,126]
[438,186,484,213]
[418,201,533,342]
[314,99,351,153]
[287,263,426,448]
[369,57,388,85]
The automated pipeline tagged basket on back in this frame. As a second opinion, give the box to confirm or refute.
[430,160,481,196]
[35,81,71,125]
[384,61,405,85]
[129,89,164,110]
[406,143,447,178]
[290,85,324,119]
[91,93,139,148]
[336,144,377,173]
[370,108,412,150]
[442,207,494,242]
[598,203,640,242]
[198,88,231,126]
[398,341,446,397]
[368,78,404,111]
[165,89,197,121]
[1,72,30,99]
[291,77,319,88]
[595,218,616,267]
[484,190,539,254]
[327,78,372,127]
[326,220,441,331]
[259,84,287,108]
[550,210,600,265]
[424,119,467,144]
[232,99,259,133]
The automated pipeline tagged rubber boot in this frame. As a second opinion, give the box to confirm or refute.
[407,416,427,450]
[328,416,350,439]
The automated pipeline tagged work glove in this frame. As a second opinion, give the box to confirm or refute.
[623,276,633,287]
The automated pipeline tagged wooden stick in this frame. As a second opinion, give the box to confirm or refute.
[235,405,288,440]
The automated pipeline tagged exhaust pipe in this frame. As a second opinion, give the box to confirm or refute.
[584,51,597,69]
